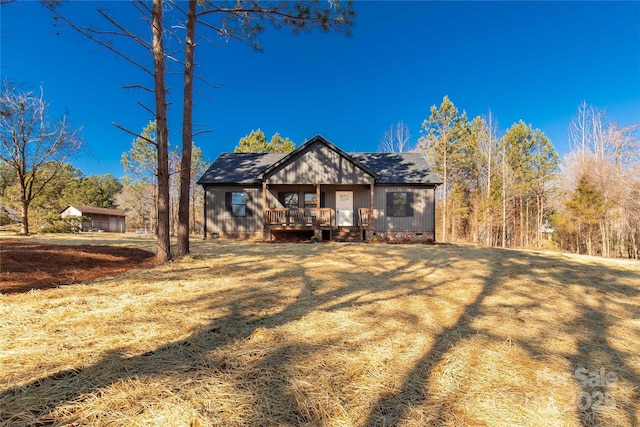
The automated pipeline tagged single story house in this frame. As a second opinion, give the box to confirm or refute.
[197,135,443,242]
[61,205,126,232]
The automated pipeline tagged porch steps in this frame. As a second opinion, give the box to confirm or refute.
[332,227,363,242]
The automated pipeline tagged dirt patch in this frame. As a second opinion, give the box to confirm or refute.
[0,239,155,294]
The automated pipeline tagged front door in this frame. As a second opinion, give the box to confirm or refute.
[336,191,353,226]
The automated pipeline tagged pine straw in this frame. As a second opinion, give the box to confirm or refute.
[1,237,639,426]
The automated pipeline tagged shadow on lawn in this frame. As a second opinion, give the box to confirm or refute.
[363,249,640,427]
[1,242,639,426]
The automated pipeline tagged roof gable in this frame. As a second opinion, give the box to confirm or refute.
[258,135,377,184]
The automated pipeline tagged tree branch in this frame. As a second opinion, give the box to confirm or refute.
[112,122,157,146]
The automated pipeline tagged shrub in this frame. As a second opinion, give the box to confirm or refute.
[40,215,85,233]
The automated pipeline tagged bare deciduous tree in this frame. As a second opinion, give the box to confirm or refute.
[0,81,83,235]
[558,102,639,258]
[379,121,412,153]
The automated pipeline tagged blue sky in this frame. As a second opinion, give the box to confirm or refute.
[2,1,639,178]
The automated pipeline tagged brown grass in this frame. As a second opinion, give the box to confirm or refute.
[1,235,639,426]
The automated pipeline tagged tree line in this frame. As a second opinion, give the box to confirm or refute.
[0,80,293,237]
[414,96,639,259]
[1,0,354,261]
[39,0,354,261]
[0,84,208,235]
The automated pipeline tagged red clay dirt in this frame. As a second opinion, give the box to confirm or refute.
[0,239,156,294]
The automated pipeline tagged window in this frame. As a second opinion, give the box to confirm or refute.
[304,193,318,208]
[386,192,414,217]
[393,192,407,216]
[226,191,247,217]
[304,192,318,218]
[283,192,299,208]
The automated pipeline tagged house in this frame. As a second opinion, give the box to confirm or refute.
[197,135,443,242]
[61,205,126,233]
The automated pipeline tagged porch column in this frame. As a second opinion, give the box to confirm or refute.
[369,183,375,238]
[262,182,267,241]
[203,187,207,240]
[316,183,321,239]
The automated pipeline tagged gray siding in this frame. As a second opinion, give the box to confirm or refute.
[204,185,263,233]
[204,184,436,237]
[265,143,374,185]
[373,186,435,233]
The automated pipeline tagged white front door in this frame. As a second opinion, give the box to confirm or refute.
[336,191,353,226]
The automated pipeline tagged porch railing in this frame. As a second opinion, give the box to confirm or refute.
[358,208,372,227]
[265,208,334,227]
[358,207,373,238]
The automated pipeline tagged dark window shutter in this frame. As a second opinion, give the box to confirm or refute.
[406,192,414,217]
[320,192,326,208]
[225,192,232,214]
[386,192,394,216]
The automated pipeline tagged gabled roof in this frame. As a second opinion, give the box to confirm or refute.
[197,135,443,186]
[62,205,126,217]
[257,135,378,180]
[351,152,443,185]
[197,152,286,185]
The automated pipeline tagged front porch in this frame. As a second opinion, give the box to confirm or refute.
[264,207,372,241]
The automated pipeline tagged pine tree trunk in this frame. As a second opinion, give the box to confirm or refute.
[502,186,506,248]
[519,195,524,247]
[525,198,529,247]
[153,0,171,262]
[176,0,196,257]
[442,148,448,243]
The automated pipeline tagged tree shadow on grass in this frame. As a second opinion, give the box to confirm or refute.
[363,249,640,427]
[3,242,448,424]
[1,243,639,426]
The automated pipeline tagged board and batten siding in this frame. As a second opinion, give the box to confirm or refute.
[264,143,374,185]
[204,185,263,234]
[373,186,435,233]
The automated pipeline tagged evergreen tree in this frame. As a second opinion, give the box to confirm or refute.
[234,129,295,153]
[420,96,467,242]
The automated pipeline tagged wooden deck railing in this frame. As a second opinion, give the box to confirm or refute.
[358,208,372,227]
[265,208,334,227]
[358,207,373,238]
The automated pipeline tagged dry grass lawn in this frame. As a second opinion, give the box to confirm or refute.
[1,235,639,426]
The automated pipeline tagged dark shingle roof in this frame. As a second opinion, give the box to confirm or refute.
[198,152,442,185]
[197,137,442,186]
[351,152,443,185]
[197,152,287,185]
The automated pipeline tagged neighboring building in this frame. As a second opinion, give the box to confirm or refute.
[61,205,126,233]
[197,135,443,242]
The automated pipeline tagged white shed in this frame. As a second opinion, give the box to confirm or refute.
[61,205,126,232]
